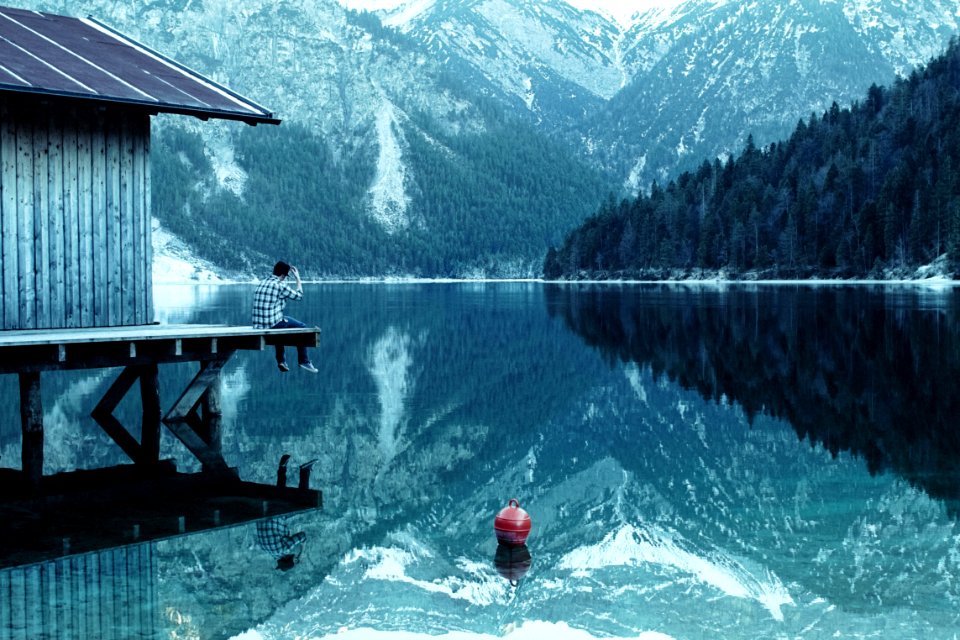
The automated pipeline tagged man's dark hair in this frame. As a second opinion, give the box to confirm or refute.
[276,554,296,571]
[273,261,291,277]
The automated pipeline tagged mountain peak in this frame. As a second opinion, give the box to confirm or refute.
[564,0,691,29]
[338,0,701,30]
[338,0,437,27]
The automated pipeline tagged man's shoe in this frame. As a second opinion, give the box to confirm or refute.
[299,362,318,373]
[278,362,290,372]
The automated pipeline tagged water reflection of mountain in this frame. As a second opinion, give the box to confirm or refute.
[546,284,960,514]
[8,284,960,637]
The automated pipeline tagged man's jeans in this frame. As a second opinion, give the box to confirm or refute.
[272,316,310,365]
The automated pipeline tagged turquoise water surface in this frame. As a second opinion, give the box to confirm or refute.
[2,282,959,640]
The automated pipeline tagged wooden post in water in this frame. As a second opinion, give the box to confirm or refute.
[18,371,43,489]
[139,364,161,465]
[200,364,223,473]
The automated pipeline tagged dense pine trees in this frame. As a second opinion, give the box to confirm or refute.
[151,109,609,278]
[545,38,960,280]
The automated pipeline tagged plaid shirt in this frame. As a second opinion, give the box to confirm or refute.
[256,518,306,559]
[251,275,303,328]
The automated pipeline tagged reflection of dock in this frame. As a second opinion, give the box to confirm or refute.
[0,321,322,636]
[1,322,322,565]
[0,462,321,569]
[0,464,320,639]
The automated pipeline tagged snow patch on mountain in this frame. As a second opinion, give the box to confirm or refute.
[370,98,412,234]
[841,0,960,76]
[558,524,793,621]
[206,131,248,197]
[340,0,436,27]
[522,75,535,110]
[342,0,691,30]
[152,218,227,284]
[565,0,688,29]
[625,154,647,193]
[368,326,415,469]
[474,0,625,100]
[630,0,734,34]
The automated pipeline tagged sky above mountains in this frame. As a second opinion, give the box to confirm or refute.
[336,0,688,28]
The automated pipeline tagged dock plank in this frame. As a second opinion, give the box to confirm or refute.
[0,324,318,373]
[0,323,319,347]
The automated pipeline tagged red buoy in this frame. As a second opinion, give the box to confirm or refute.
[494,498,531,546]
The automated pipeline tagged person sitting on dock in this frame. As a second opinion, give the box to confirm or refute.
[252,261,318,373]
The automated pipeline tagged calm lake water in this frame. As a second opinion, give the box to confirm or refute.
[2,282,960,639]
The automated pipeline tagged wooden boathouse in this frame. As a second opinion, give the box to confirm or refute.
[0,1,320,575]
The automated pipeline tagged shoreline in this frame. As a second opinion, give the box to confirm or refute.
[153,277,960,287]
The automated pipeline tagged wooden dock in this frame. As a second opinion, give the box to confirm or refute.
[0,320,323,584]
[1,323,320,489]
[0,323,319,373]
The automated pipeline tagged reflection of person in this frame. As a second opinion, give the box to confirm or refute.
[256,454,318,570]
[256,518,306,571]
[252,261,318,373]
[277,453,318,489]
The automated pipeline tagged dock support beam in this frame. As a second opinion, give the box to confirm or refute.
[140,364,161,464]
[162,358,234,475]
[18,372,43,490]
[199,367,223,473]
[89,358,234,476]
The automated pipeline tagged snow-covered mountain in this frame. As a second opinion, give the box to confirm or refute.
[342,0,691,31]
[354,0,629,100]
[339,0,960,189]
[601,0,960,189]
[15,0,960,279]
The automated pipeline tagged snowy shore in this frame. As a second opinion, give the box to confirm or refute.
[152,219,958,287]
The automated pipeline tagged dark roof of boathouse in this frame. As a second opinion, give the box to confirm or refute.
[0,5,279,125]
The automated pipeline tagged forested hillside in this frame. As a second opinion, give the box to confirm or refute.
[153,102,611,278]
[545,38,960,280]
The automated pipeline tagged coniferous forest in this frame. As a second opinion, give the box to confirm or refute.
[546,284,960,515]
[151,97,610,278]
[544,38,960,280]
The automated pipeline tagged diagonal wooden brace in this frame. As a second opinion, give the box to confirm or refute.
[162,358,234,475]
[91,366,149,464]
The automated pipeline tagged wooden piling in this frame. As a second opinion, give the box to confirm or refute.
[139,364,161,464]
[19,371,43,489]
[200,364,223,472]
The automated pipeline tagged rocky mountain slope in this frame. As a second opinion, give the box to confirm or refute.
[361,0,959,190]
[16,0,960,277]
[599,0,960,189]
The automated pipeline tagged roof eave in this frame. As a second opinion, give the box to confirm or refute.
[0,85,281,126]
[85,16,280,124]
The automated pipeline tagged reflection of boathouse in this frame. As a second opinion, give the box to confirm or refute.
[1,544,161,638]
[0,5,320,636]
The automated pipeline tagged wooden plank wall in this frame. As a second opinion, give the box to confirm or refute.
[0,97,153,331]
[0,544,159,639]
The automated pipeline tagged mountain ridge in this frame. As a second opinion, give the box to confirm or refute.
[545,37,960,280]
[15,0,960,278]
[345,0,959,192]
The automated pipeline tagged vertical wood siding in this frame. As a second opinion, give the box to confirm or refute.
[0,97,153,330]
[0,544,159,639]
